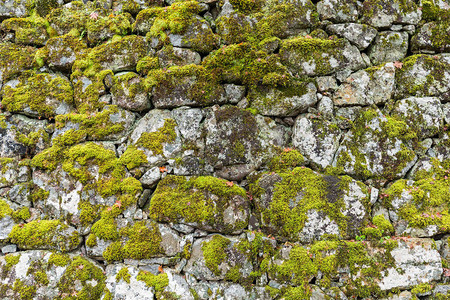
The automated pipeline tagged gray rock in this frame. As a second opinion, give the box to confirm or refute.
[368,31,409,65]
[333,63,396,106]
[379,238,442,290]
[224,84,246,104]
[292,115,341,169]
[0,0,28,18]
[130,109,183,166]
[335,106,362,129]
[104,264,155,300]
[280,38,365,76]
[317,96,334,118]
[249,82,318,117]
[139,167,161,188]
[333,108,418,180]
[316,76,338,92]
[395,54,450,100]
[1,244,16,253]
[157,47,201,68]
[392,97,443,139]
[204,106,288,180]
[326,23,378,50]
[317,0,359,22]
[361,0,422,28]
[111,72,150,112]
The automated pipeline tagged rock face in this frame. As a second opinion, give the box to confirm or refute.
[1,0,450,299]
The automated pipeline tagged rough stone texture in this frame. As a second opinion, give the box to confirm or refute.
[2,0,450,298]
[333,63,396,106]
[326,23,378,50]
[379,238,442,290]
[368,31,409,65]
[249,82,318,116]
[292,115,341,169]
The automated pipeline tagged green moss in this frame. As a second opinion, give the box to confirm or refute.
[11,207,31,222]
[91,217,119,241]
[1,13,53,46]
[1,71,73,118]
[134,1,201,41]
[280,37,346,76]
[269,149,305,172]
[137,119,177,155]
[136,56,159,75]
[411,283,433,295]
[48,253,70,267]
[255,167,363,240]
[202,42,291,88]
[136,270,168,292]
[4,254,21,275]
[34,271,49,285]
[9,220,79,252]
[201,235,231,276]
[149,175,247,233]
[0,199,13,219]
[362,215,394,240]
[12,279,36,300]
[57,256,106,299]
[385,174,450,231]
[0,43,36,82]
[116,267,131,283]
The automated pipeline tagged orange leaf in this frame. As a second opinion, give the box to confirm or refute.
[159,166,167,173]
[226,181,234,187]
[158,265,164,273]
[393,61,403,69]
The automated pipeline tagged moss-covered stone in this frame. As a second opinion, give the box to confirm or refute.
[1,71,74,118]
[9,220,81,251]
[149,175,248,233]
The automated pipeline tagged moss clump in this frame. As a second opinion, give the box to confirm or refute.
[411,283,433,295]
[136,270,168,292]
[1,71,73,118]
[149,175,248,233]
[57,256,106,299]
[0,199,13,219]
[119,145,147,170]
[102,220,163,261]
[3,254,21,275]
[11,207,31,222]
[133,1,200,40]
[9,220,79,252]
[269,149,304,172]
[136,56,159,75]
[137,119,177,155]
[12,279,36,300]
[116,267,131,283]
[0,42,37,82]
[202,235,231,276]
[385,173,450,231]
[202,42,291,88]
[146,64,224,106]
[48,253,70,267]
[1,13,53,46]
[362,215,394,240]
[86,13,132,45]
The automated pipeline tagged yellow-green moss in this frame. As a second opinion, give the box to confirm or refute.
[201,235,231,276]
[57,256,106,299]
[0,199,13,219]
[136,270,168,292]
[9,220,79,252]
[12,279,36,300]
[1,71,73,118]
[362,215,394,240]
[137,119,177,155]
[116,267,131,283]
[48,252,70,267]
[149,175,248,233]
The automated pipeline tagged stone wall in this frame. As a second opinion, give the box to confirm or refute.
[0,0,450,298]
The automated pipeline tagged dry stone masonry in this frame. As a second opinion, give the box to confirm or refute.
[0,0,450,299]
